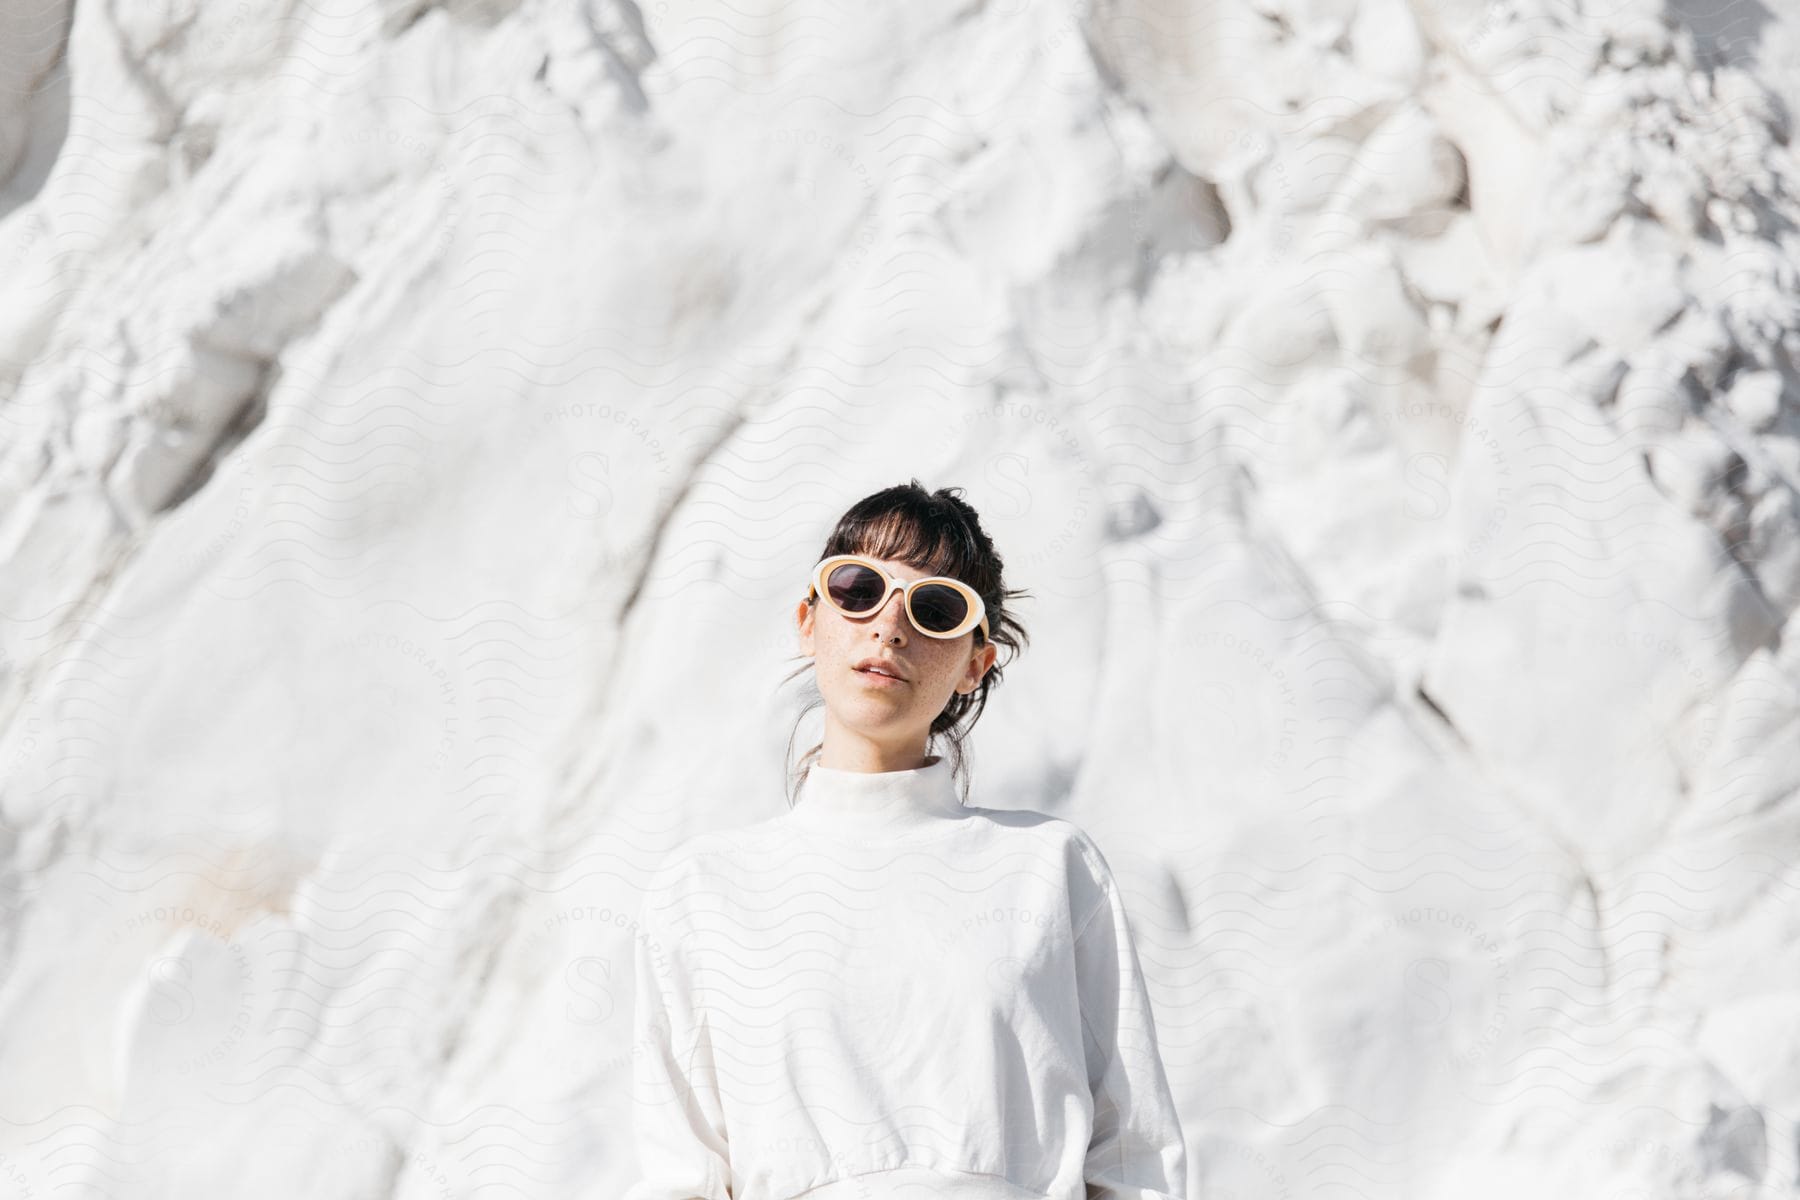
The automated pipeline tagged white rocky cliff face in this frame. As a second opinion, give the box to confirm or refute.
[1,0,1798,1197]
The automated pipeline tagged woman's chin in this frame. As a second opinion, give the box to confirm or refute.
[831,698,921,736]
[840,697,910,722]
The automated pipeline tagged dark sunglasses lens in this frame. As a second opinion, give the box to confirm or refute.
[910,584,970,633]
[826,564,885,612]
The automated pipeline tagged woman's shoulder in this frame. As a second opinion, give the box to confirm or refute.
[970,804,1118,885]
[640,819,792,891]
[970,802,1107,858]
[970,806,1123,919]
[648,823,757,865]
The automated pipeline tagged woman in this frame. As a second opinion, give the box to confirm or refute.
[625,481,1188,1200]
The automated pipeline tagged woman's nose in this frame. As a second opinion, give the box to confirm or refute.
[869,591,909,635]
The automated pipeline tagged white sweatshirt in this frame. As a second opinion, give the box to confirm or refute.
[623,753,1187,1200]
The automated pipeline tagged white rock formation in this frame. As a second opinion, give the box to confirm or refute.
[1,0,1798,1197]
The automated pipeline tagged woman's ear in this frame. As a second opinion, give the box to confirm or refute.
[958,641,997,692]
[795,598,815,656]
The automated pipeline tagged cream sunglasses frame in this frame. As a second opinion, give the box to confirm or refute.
[808,554,991,641]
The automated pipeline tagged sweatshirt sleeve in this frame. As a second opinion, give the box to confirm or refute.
[1072,851,1188,1200]
[621,877,734,1200]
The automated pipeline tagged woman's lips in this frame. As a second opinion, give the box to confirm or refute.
[854,666,907,686]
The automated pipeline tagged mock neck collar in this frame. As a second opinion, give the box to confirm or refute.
[789,754,967,837]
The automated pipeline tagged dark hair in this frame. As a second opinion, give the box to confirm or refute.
[782,479,1031,807]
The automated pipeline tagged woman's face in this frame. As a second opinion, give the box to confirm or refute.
[795,553,998,761]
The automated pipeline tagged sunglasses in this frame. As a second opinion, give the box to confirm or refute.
[807,554,990,641]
